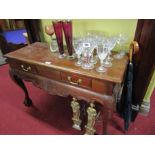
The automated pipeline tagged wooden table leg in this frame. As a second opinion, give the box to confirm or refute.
[9,69,32,107]
[101,105,114,135]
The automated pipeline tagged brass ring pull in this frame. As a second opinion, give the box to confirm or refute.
[21,65,31,72]
[67,76,82,85]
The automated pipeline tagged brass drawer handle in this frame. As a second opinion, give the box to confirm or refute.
[67,76,82,85]
[21,65,31,72]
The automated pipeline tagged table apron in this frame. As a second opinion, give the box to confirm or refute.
[10,68,114,109]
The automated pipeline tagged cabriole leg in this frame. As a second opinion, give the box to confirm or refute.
[9,69,32,107]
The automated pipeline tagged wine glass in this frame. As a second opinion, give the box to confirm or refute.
[114,33,128,59]
[45,25,55,36]
[45,25,57,53]
[106,36,118,61]
[102,37,117,67]
[85,31,104,65]
[73,38,83,66]
[93,34,105,64]
[96,44,108,73]
[85,34,97,65]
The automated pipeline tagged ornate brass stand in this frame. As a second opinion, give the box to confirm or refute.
[85,102,97,135]
[70,97,82,130]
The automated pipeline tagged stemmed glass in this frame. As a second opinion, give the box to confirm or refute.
[103,37,117,67]
[96,44,108,73]
[86,34,97,65]
[93,34,105,64]
[45,25,58,53]
[114,33,128,59]
[73,38,83,66]
[107,37,118,61]
[45,25,54,37]
[87,31,104,64]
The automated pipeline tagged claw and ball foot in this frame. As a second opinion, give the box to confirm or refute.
[24,97,32,107]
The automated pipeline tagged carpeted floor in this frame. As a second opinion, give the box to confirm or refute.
[0,64,155,135]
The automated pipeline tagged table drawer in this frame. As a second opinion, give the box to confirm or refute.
[10,60,37,74]
[61,72,92,89]
[92,79,114,95]
[37,66,61,80]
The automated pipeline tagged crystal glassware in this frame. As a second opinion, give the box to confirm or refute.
[81,43,94,70]
[62,20,75,60]
[52,20,65,58]
[50,39,58,52]
[86,31,105,65]
[87,33,98,65]
[90,47,98,65]
[106,37,118,61]
[73,38,83,66]
[81,33,97,65]
[102,37,117,67]
[45,25,57,53]
[114,33,128,59]
[96,44,108,73]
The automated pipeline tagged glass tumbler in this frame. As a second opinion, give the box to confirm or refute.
[81,43,94,70]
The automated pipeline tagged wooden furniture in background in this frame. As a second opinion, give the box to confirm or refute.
[132,19,155,119]
[8,19,25,30]
[0,20,41,55]
[0,19,9,31]
[24,20,41,43]
[5,42,128,134]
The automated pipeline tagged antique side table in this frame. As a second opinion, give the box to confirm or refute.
[5,42,128,135]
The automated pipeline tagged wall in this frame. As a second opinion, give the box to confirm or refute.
[40,19,137,51]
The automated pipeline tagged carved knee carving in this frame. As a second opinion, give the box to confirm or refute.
[70,97,82,131]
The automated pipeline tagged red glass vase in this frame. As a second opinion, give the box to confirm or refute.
[52,20,64,57]
[62,20,74,59]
